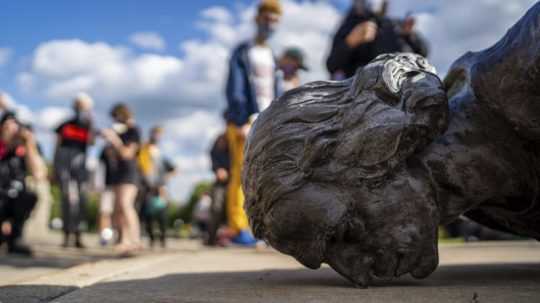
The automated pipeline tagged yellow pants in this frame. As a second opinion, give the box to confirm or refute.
[226,124,249,233]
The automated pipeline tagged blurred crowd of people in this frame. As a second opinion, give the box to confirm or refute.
[198,0,431,247]
[0,94,177,257]
[0,0,517,257]
[200,0,517,247]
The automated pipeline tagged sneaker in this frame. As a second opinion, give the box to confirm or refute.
[231,230,257,246]
[99,228,114,246]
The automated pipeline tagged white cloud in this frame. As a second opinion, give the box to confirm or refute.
[201,6,233,24]
[0,92,72,160]
[2,93,70,133]
[0,48,12,66]
[0,92,36,125]
[35,106,72,130]
[129,32,166,51]
[13,0,539,200]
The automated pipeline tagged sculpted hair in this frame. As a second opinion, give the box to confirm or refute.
[243,80,350,237]
[243,53,448,239]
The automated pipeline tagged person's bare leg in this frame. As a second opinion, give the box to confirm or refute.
[113,185,129,250]
[99,214,111,233]
[117,184,140,250]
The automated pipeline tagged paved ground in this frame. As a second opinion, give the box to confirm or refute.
[0,234,539,303]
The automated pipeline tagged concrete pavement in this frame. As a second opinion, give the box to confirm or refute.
[0,236,539,303]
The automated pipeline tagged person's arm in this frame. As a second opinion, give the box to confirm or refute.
[226,46,250,128]
[210,143,229,182]
[210,142,220,173]
[101,129,139,160]
[21,129,46,181]
[88,122,97,146]
[399,17,429,58]
[53,134,62,159]
[327,21,376,75]
[52,122,64,162]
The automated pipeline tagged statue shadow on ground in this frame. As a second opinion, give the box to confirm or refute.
[0,249,124,270]
[0,238,197,270]
[3,263,539,303]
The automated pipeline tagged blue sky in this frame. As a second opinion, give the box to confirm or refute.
[0,1,247,103]
[0,0,537,201]
[1,1,241,51]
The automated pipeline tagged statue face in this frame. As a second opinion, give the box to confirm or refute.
[244,53,447,286]
[325,167,440,286]
[262,166,440,286]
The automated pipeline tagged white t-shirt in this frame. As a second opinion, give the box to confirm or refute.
[248,44,275,113]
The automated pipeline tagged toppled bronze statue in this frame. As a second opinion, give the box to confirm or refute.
[243,3,540,287]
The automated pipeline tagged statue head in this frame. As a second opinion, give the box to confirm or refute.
[243,53,449,286]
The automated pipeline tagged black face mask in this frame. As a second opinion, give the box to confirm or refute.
[281,64,298,77]
[257,23,277,40]
[76,111,91,123]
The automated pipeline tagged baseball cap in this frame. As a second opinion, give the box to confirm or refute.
[283,47,309,71]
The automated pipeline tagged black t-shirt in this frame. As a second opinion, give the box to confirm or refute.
[101,126,141,185]
[55,117,92,153]
[0,141,28,194]
[210,137,230,173]
[99,146,116,186]
[327,10,428,79]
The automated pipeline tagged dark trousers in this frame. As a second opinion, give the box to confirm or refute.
[55,149,88,234]
[58,178,87,234]
[206,182,227,246]
[144,209,167,245]
[0,192,37,246]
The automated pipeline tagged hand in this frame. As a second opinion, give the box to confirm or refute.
[216,168,229,182]
[101,129,119,143]
[346,21,378,48]
[237,124,251,140]
[19,128,35,146]
[401,17,416,36]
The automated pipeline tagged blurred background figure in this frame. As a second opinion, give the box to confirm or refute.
[444,217,520,242]
[326,0,429,80]
[98,187,115,246]
[279,47,309,91]
[22,123,53,241]
[224,0,282,246]
[0,93,10,116]
[0,112,46,256]
[97,131,119,246]
[138,126,176,249]
[193,192,212,239]
[100,103,142,256]
[53,93,94,249]
[206,132,230,246]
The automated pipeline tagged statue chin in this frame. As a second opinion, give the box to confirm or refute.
[243,3,540,287]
